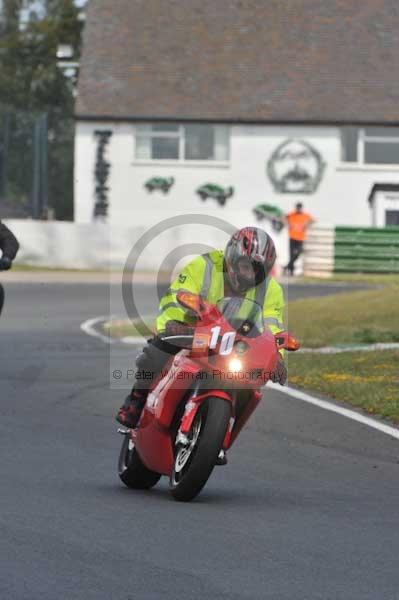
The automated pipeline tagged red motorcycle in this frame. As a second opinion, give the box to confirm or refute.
[118,292,300,502]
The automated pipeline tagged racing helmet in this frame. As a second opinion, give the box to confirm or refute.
[224,227,276,293]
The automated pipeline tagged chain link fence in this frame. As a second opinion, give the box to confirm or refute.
[0,108,74,220]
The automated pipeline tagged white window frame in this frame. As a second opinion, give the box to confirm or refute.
[339,127,399,170]
[362,128,399,166]
[133,123,230,166]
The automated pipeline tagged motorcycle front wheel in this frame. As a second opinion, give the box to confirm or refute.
[118,435,161,489]
[170,397,231,502]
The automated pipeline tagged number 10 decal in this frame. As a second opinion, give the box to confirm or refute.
[209,326,236,355]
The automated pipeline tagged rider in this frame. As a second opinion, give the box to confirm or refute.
[0,221,20,314]
[116,226,287,432]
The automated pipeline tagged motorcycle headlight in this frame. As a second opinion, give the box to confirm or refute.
[234,341,249,355]
[229,358,243,372]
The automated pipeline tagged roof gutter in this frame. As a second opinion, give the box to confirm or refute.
[74,114,399,126]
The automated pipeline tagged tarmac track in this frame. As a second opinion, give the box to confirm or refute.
[0,279,398,600]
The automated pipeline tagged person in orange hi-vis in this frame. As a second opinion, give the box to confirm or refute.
[283,203,315,276]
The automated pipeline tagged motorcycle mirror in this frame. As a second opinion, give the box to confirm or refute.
[176,291,205,315]
[274,331,301,352]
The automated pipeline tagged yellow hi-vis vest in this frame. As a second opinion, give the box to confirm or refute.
[156,250,285,335]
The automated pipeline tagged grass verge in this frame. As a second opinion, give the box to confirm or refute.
[288,350,399,423]
[287,275,399,347]
[287,275,399,422]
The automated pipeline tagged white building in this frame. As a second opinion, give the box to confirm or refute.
[75,1,399,230]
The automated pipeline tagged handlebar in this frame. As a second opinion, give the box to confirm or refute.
[160,334,195,348]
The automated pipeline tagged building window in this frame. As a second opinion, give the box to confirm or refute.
[135,124,230,162]
[341,127,399,165]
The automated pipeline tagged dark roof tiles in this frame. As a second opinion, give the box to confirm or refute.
[76,0,399,123]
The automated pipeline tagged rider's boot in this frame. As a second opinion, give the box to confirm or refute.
[116,391,147,428]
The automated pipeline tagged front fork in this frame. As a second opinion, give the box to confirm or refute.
[177,386,262,451]
[178,389,233,436]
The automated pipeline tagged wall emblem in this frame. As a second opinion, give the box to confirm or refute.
[196,184,234,206]
[253,203,285,232]
[94,130,112,218]
[144,177,174,193]
[267,139,325,194]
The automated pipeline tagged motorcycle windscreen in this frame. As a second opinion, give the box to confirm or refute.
[216,297,264,338]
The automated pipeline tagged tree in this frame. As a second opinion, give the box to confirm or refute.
[0,0,83,219]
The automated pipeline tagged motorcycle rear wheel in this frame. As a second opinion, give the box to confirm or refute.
[169,397,231,502]
[118,435,161,489]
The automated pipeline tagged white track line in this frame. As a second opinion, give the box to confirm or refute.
[80,316,116,345]
[300,342,399,354]
[81,316,399,441]
[268,381,399,441]
[80,317,146,345]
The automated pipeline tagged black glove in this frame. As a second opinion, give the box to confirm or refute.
[0,256,12,271]
[270,356,287,385]
[164,320,195,336]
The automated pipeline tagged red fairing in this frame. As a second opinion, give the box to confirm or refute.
[132,427,173,475]
[130,294,292,478]
[135,351,198,475]
[193,310,279,386]
[144,351,201,428]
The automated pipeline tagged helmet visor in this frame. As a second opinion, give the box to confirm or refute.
[236,257,265,287]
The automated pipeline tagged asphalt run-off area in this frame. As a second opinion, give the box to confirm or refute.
[1,277,398,600]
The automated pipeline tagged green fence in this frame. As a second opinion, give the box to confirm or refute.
[334,227,399,273]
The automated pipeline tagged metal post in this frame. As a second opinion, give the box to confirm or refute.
[31,116,41,219]
[0,113,10,200]
[40,113,48,217]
